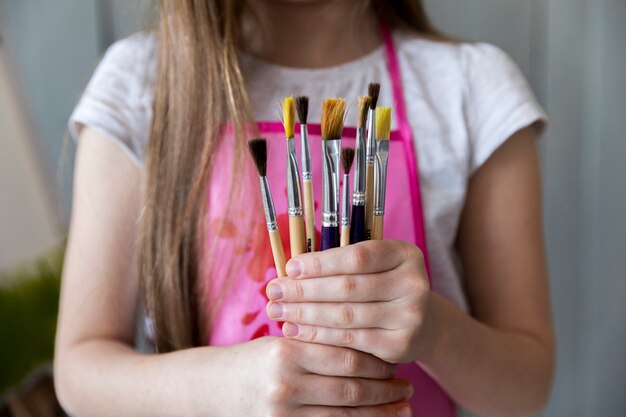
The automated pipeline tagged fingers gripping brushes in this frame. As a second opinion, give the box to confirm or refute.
[282,97,307,256]
[248,139,287,277]
[372,107,391,240]
[321,98,346,251]
[295,96,317,253]
[341,147,355,247]
[365,83,380,240]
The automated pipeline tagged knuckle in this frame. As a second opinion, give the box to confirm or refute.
[342,350,362,375]
[266,377,294,405]
[304,325,318,343]
[404,303,423,325]
[350,245,369,268]
[343,380,365,405]
[295,304,305,322]
[312,256,323,276]
[339,305,355,326]
[293,281,305,300]
[341,276,358,299]
[406,244,424,264]
[269,338,294,364]
[340,328,355,345]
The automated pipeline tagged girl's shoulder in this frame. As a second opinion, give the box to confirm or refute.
[69,32,158,166]
[394,30,528,93]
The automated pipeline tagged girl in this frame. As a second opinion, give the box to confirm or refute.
[54,1,555,416]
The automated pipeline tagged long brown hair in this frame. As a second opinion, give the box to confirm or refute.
[141,0,440,352]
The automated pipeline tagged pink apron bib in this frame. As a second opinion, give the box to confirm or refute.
[203,27,455,416]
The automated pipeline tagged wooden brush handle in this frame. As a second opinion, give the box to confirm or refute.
[365,162,375,240]
[371,215,384,240]
[341,225,350,247]
[268,229,287,277]
[303,179,317,252]
[289,215,307,257]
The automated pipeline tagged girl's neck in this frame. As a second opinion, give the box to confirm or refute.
[241,1,381,69]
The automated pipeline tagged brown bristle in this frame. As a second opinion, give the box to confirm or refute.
[248,138,267,177]
[321,98,346,140]
[357,96,371,128]
[295,96,309,125]
[341,147,355,174]
[368,83,380,109]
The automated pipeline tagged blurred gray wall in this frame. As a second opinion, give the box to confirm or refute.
[0,0,624,415]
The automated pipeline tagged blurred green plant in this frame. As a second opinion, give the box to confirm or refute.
[0,244,64,395]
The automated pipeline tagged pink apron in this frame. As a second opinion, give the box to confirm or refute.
[203,27,455,416]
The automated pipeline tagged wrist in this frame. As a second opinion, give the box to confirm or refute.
[414,291,446,365]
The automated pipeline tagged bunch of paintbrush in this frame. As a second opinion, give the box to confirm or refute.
[371,107,391,240]
[341,147,355,247]
[295,96,317,253]
[364,83,381,240]
[282,97,307,256]
[349,95,371,244]
[320,98,346,251]
[248,90,388,272]
[248,138,287,277]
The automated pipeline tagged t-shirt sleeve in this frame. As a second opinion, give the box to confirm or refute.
[68,33,156,166]
[461,43,548,173]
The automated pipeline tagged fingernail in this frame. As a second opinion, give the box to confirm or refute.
[404,384,414,399]
[267,303,283,319]
[400,406,412,417]
[282,322,299,337]
[286,260,302,277]
[266,284,284,301]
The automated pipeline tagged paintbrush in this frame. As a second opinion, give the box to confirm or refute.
[320,98,346,251]
[282,96,307,257]
[248,138,287,277]
[364,83,380,240]
[341,147,355,247]
[372,107,391,240]
[295,96,316,252]
[350,95,371,244]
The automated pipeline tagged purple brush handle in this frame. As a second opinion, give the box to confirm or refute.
[350,205,366,244]
[321,226,340,251]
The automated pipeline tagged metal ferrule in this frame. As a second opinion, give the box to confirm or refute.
[366,108,376,163]
[374,140,390,215]
[342,173,351,227]
[260,176,278,231]
[300,124,312,181]
[287,138,303,216]
[322,139,341,227]
[352,126,366,206]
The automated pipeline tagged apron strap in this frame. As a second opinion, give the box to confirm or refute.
[379,24,432,282]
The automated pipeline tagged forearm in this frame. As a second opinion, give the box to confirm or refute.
[54,339,232,417]
[420,293,554,417]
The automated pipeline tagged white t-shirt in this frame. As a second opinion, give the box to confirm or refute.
[70,30,547,312]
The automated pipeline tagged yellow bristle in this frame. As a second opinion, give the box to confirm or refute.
[321,98,346,140]
[283,96,296,139]
[357,96,371,128]
[376,107,391,141]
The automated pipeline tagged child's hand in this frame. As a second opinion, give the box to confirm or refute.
[266,240,433,364]
[235,337,413,416]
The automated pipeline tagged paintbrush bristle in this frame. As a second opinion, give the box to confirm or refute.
[248,138,267,177]
[321,98,346,140]
[341,147,355,174]
[368,83,380,109]
[295,96,309,125]
[376,107,392,141]
[357,96,371,128]
[283,96,296,138]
